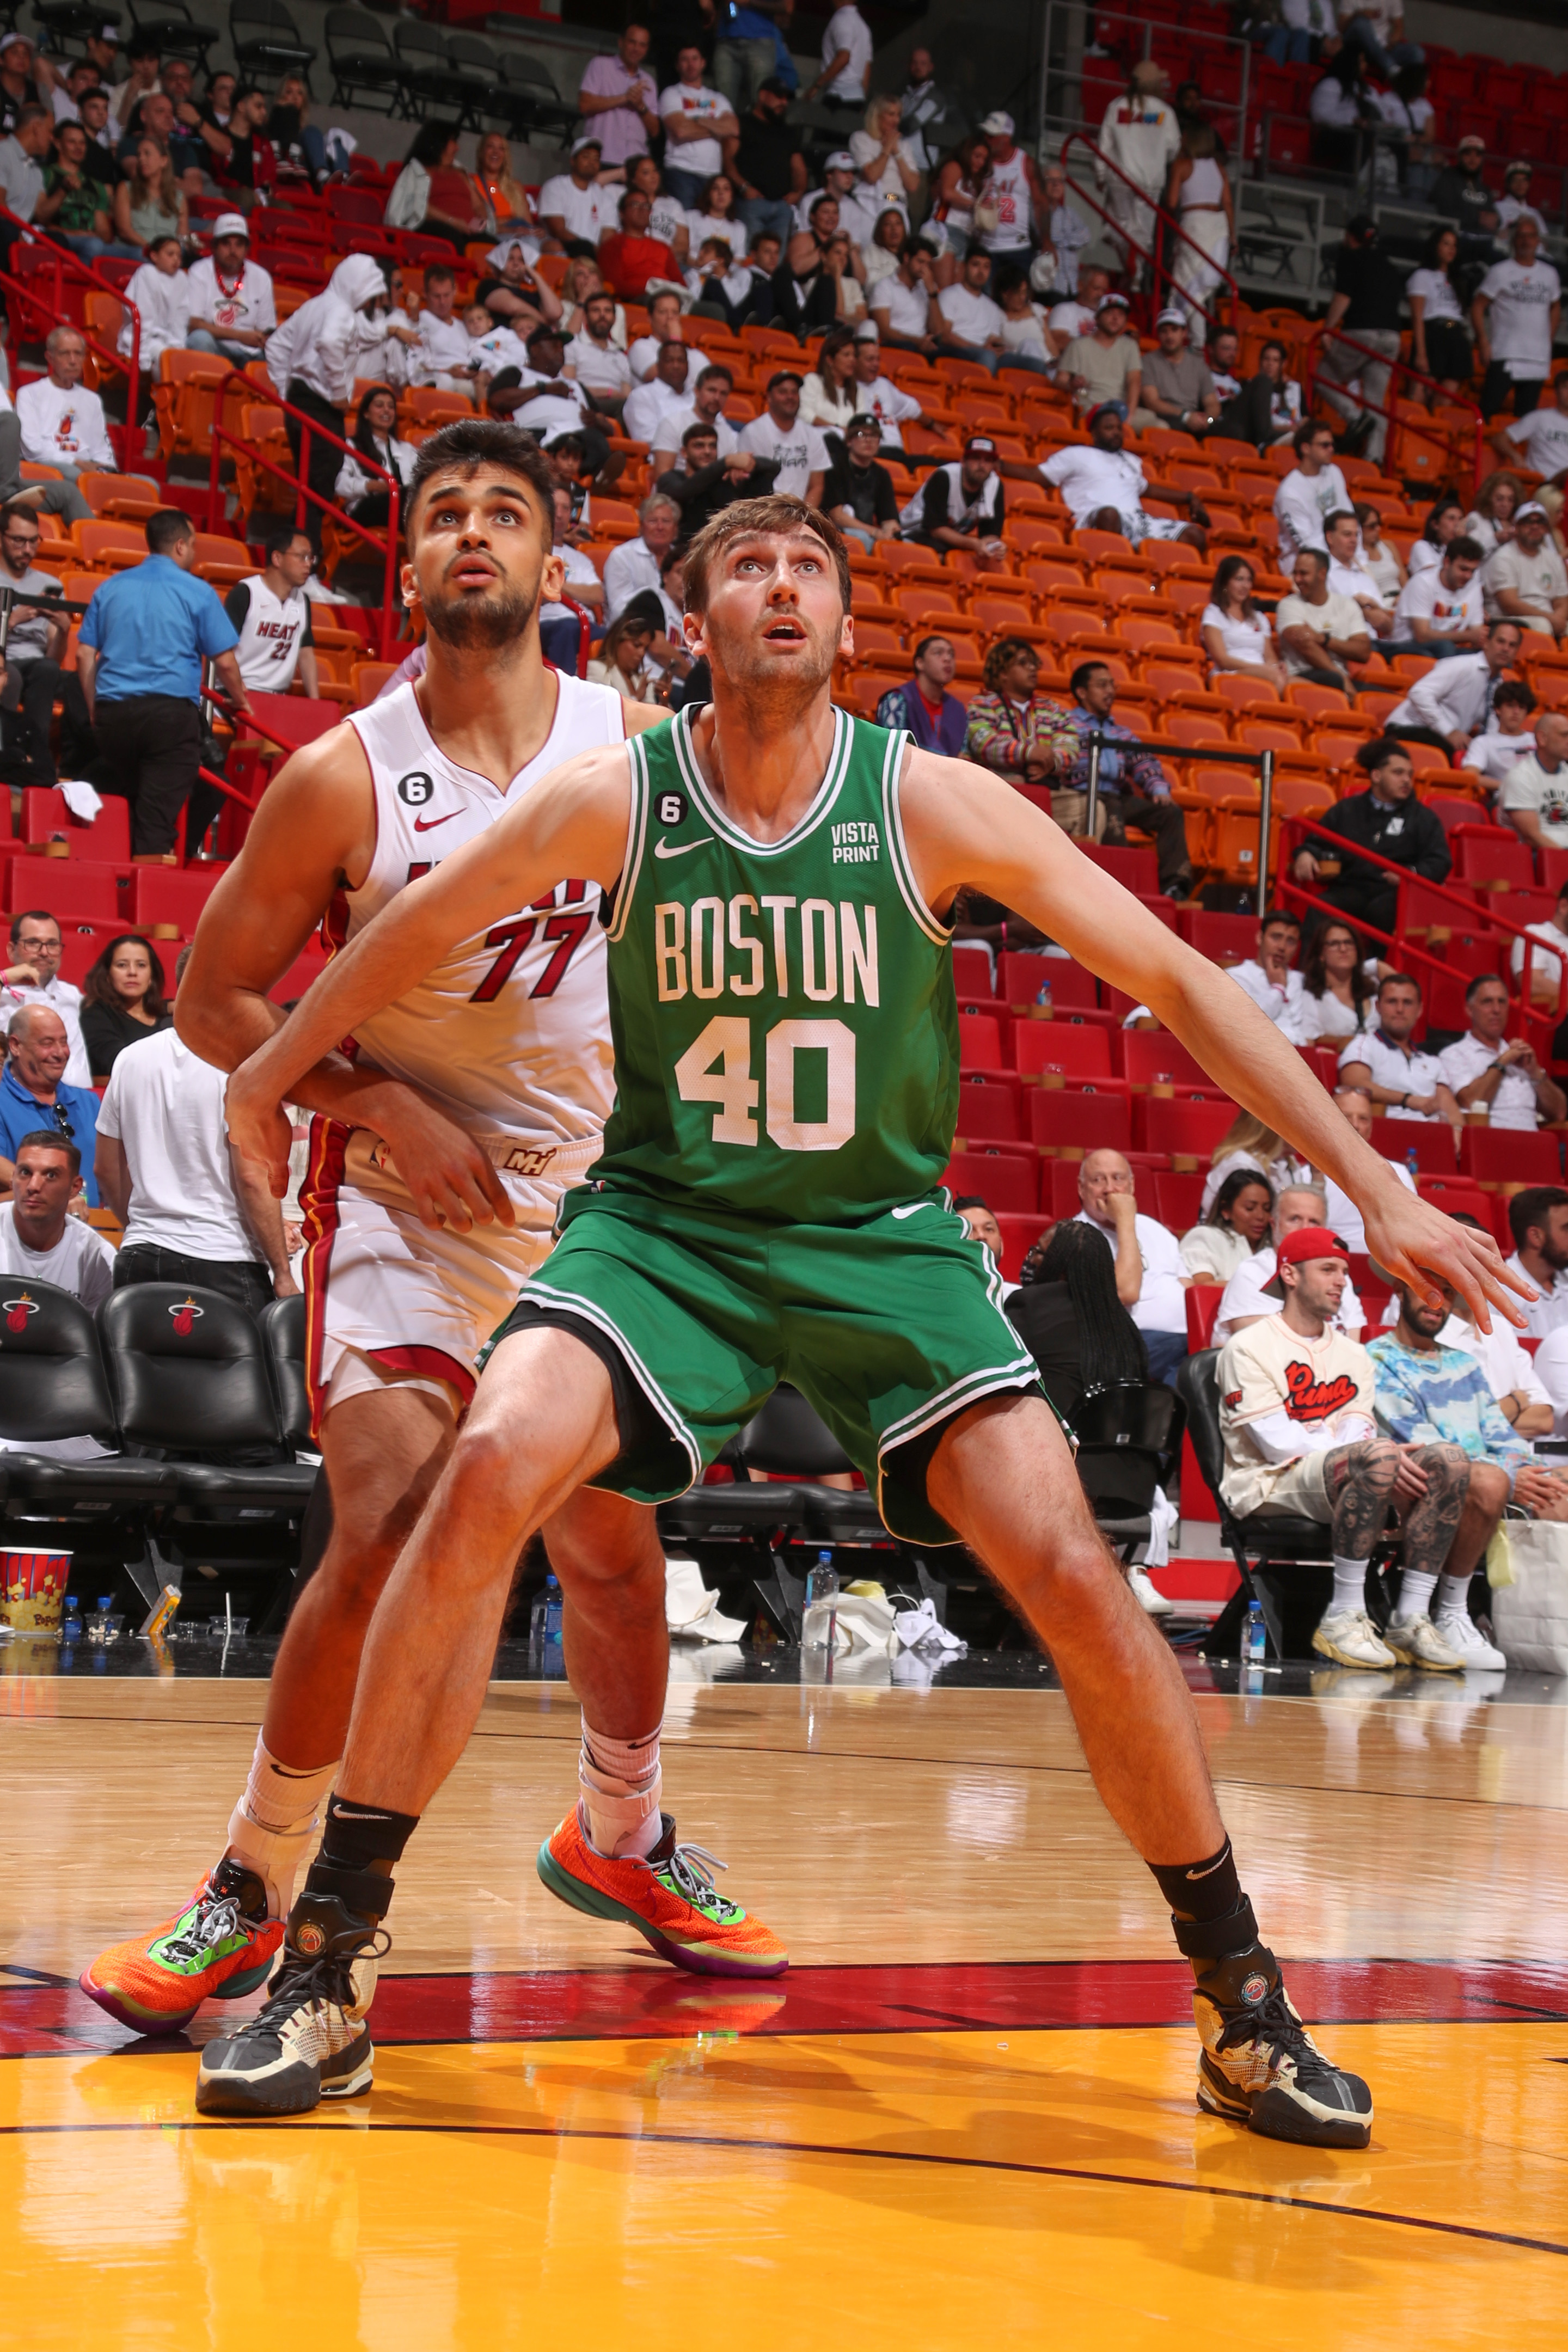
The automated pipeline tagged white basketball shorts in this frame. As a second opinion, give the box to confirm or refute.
[298,1117,601,1436]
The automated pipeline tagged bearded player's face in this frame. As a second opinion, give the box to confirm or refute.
[689,530,851,695]
[403,467,564,651]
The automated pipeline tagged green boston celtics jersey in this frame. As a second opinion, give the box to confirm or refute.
[596,706,958,1224]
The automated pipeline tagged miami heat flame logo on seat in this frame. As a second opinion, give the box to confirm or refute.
[3,1293,38,1333]
[169,1298,204,1336]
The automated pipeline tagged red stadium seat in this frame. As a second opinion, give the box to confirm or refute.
[1368,1118,1457,1173]
[1080,841,1160,896]
[995,1212,1051,1281]
[1135,1096,1238,1162]
[19,787,124,860]
[1154,1169,1206,1232]
[1001,953,1098,1013]
[1118,1029,1227,1095]
[954,1076,1024,1143]
[1015,1022,1117,1086]
[1459,1129,1563,1188]
[3,858,119,920]
[951,944,998,1001]
[1451,826,1534,891]
[1186,1283,1223,1351]
[957,1009,1012,1077]
[1030,1089,1131,1156]
[945,1150,1039,1215]
[126,866,223,934]
[1176,909,1258,966]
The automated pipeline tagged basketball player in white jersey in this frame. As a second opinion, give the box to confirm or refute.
[81,420,785,2037]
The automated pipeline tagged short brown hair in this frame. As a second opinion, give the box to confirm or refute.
[405,418,555,546]
[682,495,851,617]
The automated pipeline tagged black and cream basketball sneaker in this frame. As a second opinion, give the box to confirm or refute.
[194,1891,384,2117]
[1189,1940,1373,2149]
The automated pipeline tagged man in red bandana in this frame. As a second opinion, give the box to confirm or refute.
[1218,1225,1479,1672]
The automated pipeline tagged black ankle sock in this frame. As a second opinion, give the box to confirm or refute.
[1148,1837,1245,1925]
[300,1794,421,1924]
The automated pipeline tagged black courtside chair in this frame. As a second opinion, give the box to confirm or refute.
[99,1284,318,1513]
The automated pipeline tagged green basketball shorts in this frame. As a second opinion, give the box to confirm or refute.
[492,1181,1044,1546]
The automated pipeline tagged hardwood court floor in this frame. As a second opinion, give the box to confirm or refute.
[4,1669,1568,2348]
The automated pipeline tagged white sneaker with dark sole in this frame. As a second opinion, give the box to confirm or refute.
[1128,1566,1174,1617]
[1433,1612,1506,1672]
[1384,1613,1465,1672]
[1192,1940,1373,2150]
[195,1893,384,2118]
[1311,1607,1397,1670]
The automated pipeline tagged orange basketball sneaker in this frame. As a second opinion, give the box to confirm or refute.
[537,1806,787,1977]
[80,1860,284,2035]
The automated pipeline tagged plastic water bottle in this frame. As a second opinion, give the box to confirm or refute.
[1406,1148,1419,1181]
[543,1573,564,1646]
[62,1595,80,1643]
[801,1552,839,1652]
[1244,1597,1267,1665]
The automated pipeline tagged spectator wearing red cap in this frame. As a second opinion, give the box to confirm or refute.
[1218,1223,1479,1670]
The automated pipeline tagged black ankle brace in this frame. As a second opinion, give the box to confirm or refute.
[1170,1898,1260,1963]
[1148,1836,1243,1924]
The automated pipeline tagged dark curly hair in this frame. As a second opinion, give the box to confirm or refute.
[982,635,1038,691]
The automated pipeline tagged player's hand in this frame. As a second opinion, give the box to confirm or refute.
[371,1093,516,1234]
[225,1070,295,1200]
[1361,1174,1532,1333]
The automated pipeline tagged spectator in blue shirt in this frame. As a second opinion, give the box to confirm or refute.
[76,507,250,859]
[0,1004,100,1204]
[875,633,968,756]
[713,1,791,114]
[1055,658,1193,899]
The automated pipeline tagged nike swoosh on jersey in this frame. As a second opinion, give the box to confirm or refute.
[891,1203,933,1219]
[412,811,461,832]
[653,835,714,859]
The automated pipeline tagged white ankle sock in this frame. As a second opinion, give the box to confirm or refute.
[579,1717,663,1860]
[225,1735,339,1919]
[1435,1573,1472,1624]
[1330,1557,1370,1614]
[1395,1568,1438,1624]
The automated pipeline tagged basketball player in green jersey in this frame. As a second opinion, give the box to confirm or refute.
[205,496,1523,2144]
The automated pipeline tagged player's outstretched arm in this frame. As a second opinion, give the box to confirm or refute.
[899,749,1531,1332]
[226,744,634,1199]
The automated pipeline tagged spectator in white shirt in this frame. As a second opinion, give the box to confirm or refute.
[737,371,829,503]
[1483,501,1568,638]
[117,233,190,373]
[1200,553,1287,684]
[1074,1147,1190,1385]
[623,339,696,446]
[265,255,414,554]
[808,2,874,109]
[846,94,921,243]
[1273,418,1351,564]
[1473,218,1562,425]
[1387,536,1486,656]
[406,262,475,390]
[186,212,275,365]
[845,327,920,461]
[1319,1086,1416,1256]
[1275,548,1371,687]
[1031,399,1208,549]
[1,907,88,1085]
[95,979,296,1318]
[1489,369,1568,493]
[1229,908,1311,1041]
[935,248,1008,372]
[1512,880,1568,1031]
[658,47,737,210]
[14,323,114,522]
[1424,1210,1553,1431]
[1384,617,1524,758]
[0,1129,113,1310]
[1180,1166,1277,1285]
[563,287,633,419]
[1499,710,1568,854]
[870,241,938,350]
[1437,972,1565,1133]
[602,492,681,623]
[1339,971,1462,1132]
[1214,1184,1367,1345]
[1465,678,1537,783]
[1299,922,1376,1046]
[649,363,740,464]
[627,286,709,383]
[1322,507,1392,637]
[1503,1185,1568,1338]
[538,136,614,254]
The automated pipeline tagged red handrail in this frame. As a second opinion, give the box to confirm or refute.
[1060,131,1240,337]
[203,365,401,660]
[1275,807,1566,1046]
[0,206,140,431]
[1303,322,1484,498]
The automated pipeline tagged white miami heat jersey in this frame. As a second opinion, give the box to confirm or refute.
[340,671,625,1154]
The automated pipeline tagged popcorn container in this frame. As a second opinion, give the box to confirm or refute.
[0,1550,72,1635]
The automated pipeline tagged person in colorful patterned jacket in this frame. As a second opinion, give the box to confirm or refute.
[962,638,1077,789]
